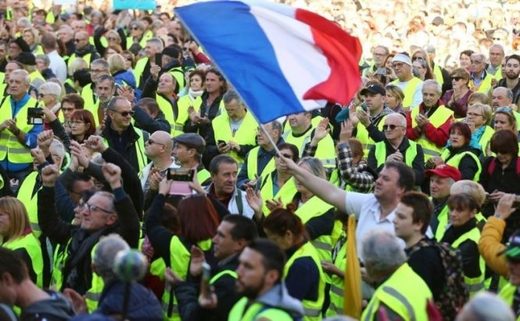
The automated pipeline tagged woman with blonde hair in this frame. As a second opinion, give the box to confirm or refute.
[0,197,46,287]
[108,53,136,89]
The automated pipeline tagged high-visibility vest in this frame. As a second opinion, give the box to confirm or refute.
[2,233,44,287]
[212,111,258,164]
[133,57,148,88]
[410,105,453,159]
[361,263,433,321]
[67,52,93,70]
[156,94,176,136]
[469,73,494,95]
[433,203,449,241]
[16,171,41,237]
[176,94,202,137]
[451,227,485,297]
[284,242,325,321]
[283,126,336,170]
[433,64,444,88]
[391,77,422,109]
[162,237,212,321]
[259,173,297,214]
[478,126,495,157]
[374,140,418,168]
[326,236,347,317]
[126,31,152,51]
[440,149,482,181]
[85,270,104,312]
[228,296,294,321]
[498,282,520,321]
[81,83,100,124]
[167,66,186,94]
[0,96,39,164]
[29,70,44,83]
[103,126,147,172]
[356,115,387,156]
[51,241,69,291]
[197,168,211,185]
[246,146,276,181]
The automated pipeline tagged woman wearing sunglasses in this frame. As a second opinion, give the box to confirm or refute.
[465,103,494,156]
[442,68,473,119]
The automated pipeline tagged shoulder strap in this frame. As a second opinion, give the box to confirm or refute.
[235,189,244,215]
[487,158,497,176]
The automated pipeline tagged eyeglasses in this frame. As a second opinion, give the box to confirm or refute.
[112,110,134,117]
[82,203,113,214]
[466,112,483,117]
[383,124,403,131]
[147,139,164,146]
[412,56,425,61]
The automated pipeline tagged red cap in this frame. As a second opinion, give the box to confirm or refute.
[426,164,462,181]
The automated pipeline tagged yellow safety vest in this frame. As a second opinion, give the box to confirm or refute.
[374,140,418,168]
[2,233,44,287]
[391,77,422,109]
[499,282,520,321]
[433,64,444,88]
[85,271,104,312]
[176,94,202,137]
[156,94,176,136]
[29,70,44,83]
[410,105,453,159]
[228,296,294,321]
[356,115,387,156]
[102,127,147,173]
[440,149,482,181]
[433,203,449,241]
[133,57,148,88]
[478,126,495,157]
[469,73,494,95]
[168,67,186,94]
[67,52,93,70]
[361,263,432,321]
[212,111,258,165]
[283,126,336,171]
[284,242,325,321]
[260,174,297,215]
[326,236,347,317]
[197,168,211,185]
[81,83,100,125]
[0,96,39,164]
[246,146,276,181]
[451,227,485,297]
[16,171,41,237]
[162,237,212,321]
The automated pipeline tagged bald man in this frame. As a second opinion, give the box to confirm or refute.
[369,113,425,186]
[140,130,177,194]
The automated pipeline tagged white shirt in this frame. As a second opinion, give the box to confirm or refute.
[47,50,67,83]
[345,192,403,256]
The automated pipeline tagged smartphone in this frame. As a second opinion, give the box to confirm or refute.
[360,102,368,112]
[200,262,212,298]
[27,108,44,125]
[167,168,195,195]
[154,53,162,66]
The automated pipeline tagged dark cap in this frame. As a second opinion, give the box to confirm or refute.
[426,164,462,181]
[162,45,182,59]
[12,37,31,53]
[15,52,36,66]
[500,230,520,261]
[360,83,386,96]
[174,133,205,154]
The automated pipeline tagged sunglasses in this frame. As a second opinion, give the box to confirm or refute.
[112,110,134,117]
[107,37,118,41]
[74,38,84,42]
[147,139,164,146]
[275,153,292,159]
[383,124,402,131]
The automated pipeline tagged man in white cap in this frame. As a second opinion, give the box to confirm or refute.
[390,53,423,109]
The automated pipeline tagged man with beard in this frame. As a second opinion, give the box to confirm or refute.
[496,54,520,105]
[228,239,304,321]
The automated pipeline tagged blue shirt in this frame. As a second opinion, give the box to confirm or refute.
[0,93,43,173]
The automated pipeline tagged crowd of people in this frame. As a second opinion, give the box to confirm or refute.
[2,1,520,321]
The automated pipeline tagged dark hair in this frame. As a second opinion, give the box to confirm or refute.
[209,154,237,175]
[399,192,432,234]
[450,67,470,82]
[222,215,258,242]
[137,97,160,115]
[64,171,92,192]
[506,54,520,65]
[490,129,519,156]
[447,193,480,212]
[96,74,115,88]
[177,195,220,243]
[247,239,286,283]
[189,69,206,83]
[449,122,472,146]
[72,69,91,88]
[263,205,306,239]
[205,68,228,95]
[384,161,415,192]
[277,143,299,162]
[62,93,84,109]
[70,109,96,139]
[0,247,28,283]
[460,49,474,59]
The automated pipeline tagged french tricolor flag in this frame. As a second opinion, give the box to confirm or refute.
[175,0,362,123]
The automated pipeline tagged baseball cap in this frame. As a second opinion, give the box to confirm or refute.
[174,133,205,154]
[360,83,386,96]
[15,52,36,66]
[500,230,520,261]
[392,53,412,66]
[426,164,462,181]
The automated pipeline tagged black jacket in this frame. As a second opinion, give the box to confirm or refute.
[20,290,75,321]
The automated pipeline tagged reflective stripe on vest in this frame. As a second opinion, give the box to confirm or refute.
[374,140,418,168]
[17,171,41,237]
[410,105,453,158]
[209,270,237,284]
[212,111,258,164]
[283,242,325,321]
[452,227,485,297]
[391,77,422,108]
[0,96,38,164]
[440,149,482,181]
